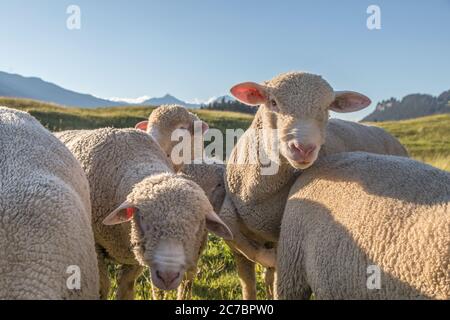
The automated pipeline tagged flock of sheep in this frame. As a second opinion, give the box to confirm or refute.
[0,72,448,300]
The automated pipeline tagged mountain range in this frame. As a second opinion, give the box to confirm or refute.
[139,94,202,109]
[0,71,230,109]
[0,71,124,108]
[363,90,450,122]
[1,71,449,121]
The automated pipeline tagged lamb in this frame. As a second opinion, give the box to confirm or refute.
[0,107,99,299]
[220,71,408,299]
[56,128,232,300]
[170,162,227,299]
[136,106,226,299]
[135,104,208,171]
[149,162,227,300]
[138,105,276,299]
[277,152,450,299]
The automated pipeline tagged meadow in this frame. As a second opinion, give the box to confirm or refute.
[1,97,449,299]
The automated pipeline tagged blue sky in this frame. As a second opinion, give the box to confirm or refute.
[0,0,449,120]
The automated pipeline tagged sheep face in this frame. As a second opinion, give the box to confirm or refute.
[230,72,371,169]
[135,105,208,170]
[102,174,232,291]
[181,163,226,213]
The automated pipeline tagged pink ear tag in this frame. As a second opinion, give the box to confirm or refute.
[125,207,136,220]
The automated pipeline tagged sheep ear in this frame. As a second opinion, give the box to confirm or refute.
[103,201,137,225]
[135,121,149,131]
[205,211,234,240]
[230,82,268,106]
[329,91,372,113]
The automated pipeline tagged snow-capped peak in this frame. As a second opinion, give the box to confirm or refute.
[108,96,152,104]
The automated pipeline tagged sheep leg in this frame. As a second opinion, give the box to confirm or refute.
[116,264,143,300]
[276,241,312,300]
[220,200,276,268]
[234,250,257,300]
[95,245,111,300]
[228,235,276,269]
[277,273,311,300]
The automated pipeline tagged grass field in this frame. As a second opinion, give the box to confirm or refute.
[0,97,253,134]
[1,97,449,299]
[368,114,450,171]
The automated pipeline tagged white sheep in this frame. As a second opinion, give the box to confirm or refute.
[135,104,208,171]
[183,162,277,300]
[220,71,408,299]
[277,152,450,299]
[56,128,232,300]
[0,107,99,299]
[150,162,227,300]
[182,162,279,300]
[181,162,227,214]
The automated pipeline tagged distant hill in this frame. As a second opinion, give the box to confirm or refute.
[0,96,448,170]
[129,94,236,108]
[0,71,123,108]
[0,97,253,134]
[205,95,235,105]
[363,89,450,122]
[3,70,449,120]
[201,96,256,114]
[0,71,211,109]
[141,94,200,109]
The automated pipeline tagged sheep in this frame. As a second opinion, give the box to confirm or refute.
[135,104,209,171]
[277,152,450,300]
[56,128,233,300]
[180,162,226,299]
[0,107,99,299]
[155,161,273,300]
[181,162,227,214]
[137,105,278,299]
[182,161,278,300]
[149,161,227,300]
[218,195,278,299]
[220,71,408,299]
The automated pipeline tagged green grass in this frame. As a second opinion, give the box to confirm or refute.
[368,113,450,161]
[1,97,449,299]
[106,235,269,300]
[0,97,253,133]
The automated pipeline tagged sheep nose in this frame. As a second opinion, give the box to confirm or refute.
[156,270,180,287]
[289,142,316,159]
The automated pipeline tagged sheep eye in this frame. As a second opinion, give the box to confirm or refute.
[270,99,277,107]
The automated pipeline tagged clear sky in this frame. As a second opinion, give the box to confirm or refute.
[0,0,449,120]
